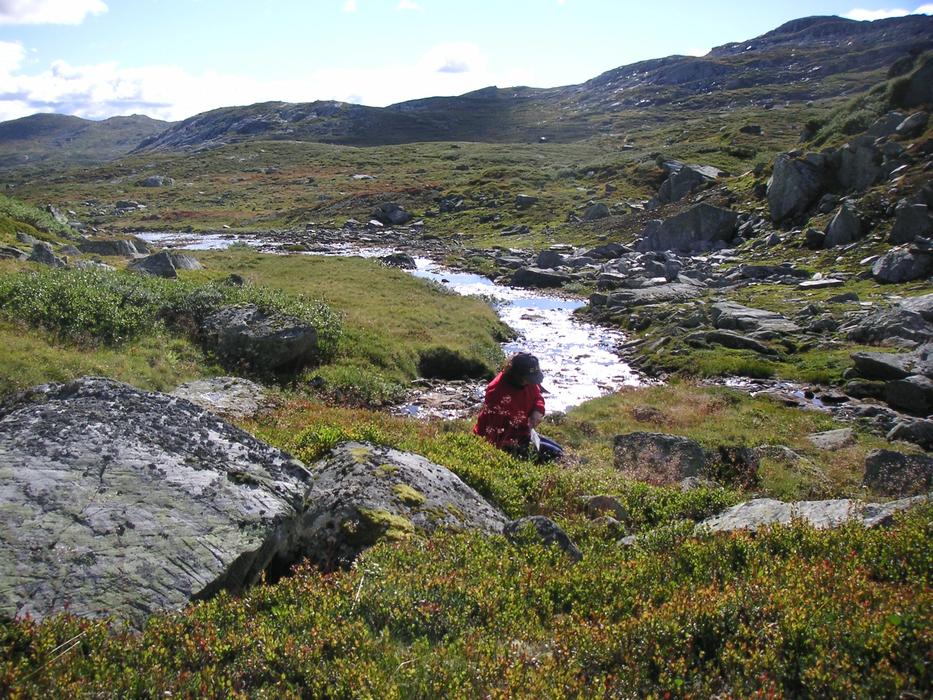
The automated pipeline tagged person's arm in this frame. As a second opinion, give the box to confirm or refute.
[528,384,545,427]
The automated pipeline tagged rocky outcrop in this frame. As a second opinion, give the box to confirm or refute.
[27,242,65,268]
[637,203,737,252]
[200,305,319,373]
[657,163,721,204]
[823,205,863,247]
[591,281,704,310]
[871,246,933,284]
[77,238,149,257]
[768,153,825,223]
[847,294,933,345]
[889,202,933,244]
[0,378,313,626]
[710,301,800,336]
[295,442,508,570]
[696,494,929,534]
[171,376,270,419]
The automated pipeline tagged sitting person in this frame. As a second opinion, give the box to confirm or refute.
[472,352,563,462]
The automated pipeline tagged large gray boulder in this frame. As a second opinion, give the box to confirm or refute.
[294,442,508,570]
[696,495,929,534]
[658,164,721,204]
[889,202,933,244]
[171,376,269,419]
[372,203,412,226]
[200,305,318,373]
[885,375,933,416]
[823,205,863,247]
[847,294,933,345]
[871,247,933,284]
[864,450,933,496]
[710,301,800,335]
[0,377,314,626]
[510,266,571,288]
[637,204,737,252]
[831,141,882,193]
[613,432,706,486]
[768,153,826,223]
[77,238,147,257]
[128,251,179,278]
[27,242,65,268]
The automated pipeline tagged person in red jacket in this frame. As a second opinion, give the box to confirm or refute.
[473,352,563,462]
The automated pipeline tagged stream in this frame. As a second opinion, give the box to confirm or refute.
[137,231,643,416]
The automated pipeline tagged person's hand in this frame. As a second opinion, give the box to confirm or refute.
[528,410,544,429]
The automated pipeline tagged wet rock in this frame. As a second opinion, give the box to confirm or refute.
[299,442,507,570]
[0,377,313,626]
[510,266,571,288]
[824,205,863,247]
[505,516,582,562]
[871,246,933,284]
[864,450,933,496]
[372,203,412,226]
[637,203,738,252]
[380,252,417,269]
[768,153,826,223]
[27,242,65,268]
[200,305,318,373]
[171,377,269,420]
[710,301,800,335]
[695,495,929,534]
[583,202,610,221]
[885,375,933,416]
[889,202,933,244]
[613,432,705,485]
[807,428,855,451]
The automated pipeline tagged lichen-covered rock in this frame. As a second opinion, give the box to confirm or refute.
[171,376,270,419]
[613,432,706,485]
[0,377,313,626]
[864,449,933,496]
[200,304,318,373]
[292,442,508,570]
[695,495,929,534]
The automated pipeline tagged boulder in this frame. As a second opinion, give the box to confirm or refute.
[847,294,933,345]
[823,205,863,247]
[887,419,933,451]
[77,238,146,257]
[768,154,826,223]
[657,164,721,204]
[139,175,174,187]
[637,203,738,252]
[585,242,628,259]
[867,111,906,138]
[504,516,582,562]
[0,246,26,261]
[885,375,933,416]
[583,203,610,221]
[613,432,706,486]
[807,428,855,451]
[128,251,179,278]
[864,450,933,496]
[0,377,313,626]
[804,228,826,249]
[896,56,933,108]
[871,247,933,284]
[297,442,507,570]
[710,301,800,335]
[200,304,318,373]
[535,249,566,269]
[831,141,881,193]
[889,202,933,244]
[372,203,412,226]
[171,376,269,420]
[510,266,571,288]
[169,252,203,271]
[597,281,703,309]
[515,194,538,209]
[850,350,916,381]
[27,242,65,268]
[688,330,777,356]
[380,252,417,269]
[895,111,929,138]
[695,495,929,534]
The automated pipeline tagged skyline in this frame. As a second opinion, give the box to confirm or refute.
[0,1,930,123]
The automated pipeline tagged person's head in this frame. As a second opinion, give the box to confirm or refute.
[504,352,544,386]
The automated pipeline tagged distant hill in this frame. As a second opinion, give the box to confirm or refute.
[0,113,171,170]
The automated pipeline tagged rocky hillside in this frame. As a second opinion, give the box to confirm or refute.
[0,113,171,171]
[134,14,933,151]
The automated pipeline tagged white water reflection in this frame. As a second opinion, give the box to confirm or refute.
[132,232,642,412]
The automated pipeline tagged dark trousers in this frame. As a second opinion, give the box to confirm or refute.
[509,435,564,463]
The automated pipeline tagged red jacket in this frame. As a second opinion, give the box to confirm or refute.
[473,371,545,449]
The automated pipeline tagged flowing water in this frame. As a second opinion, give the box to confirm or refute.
[136,232,642,414]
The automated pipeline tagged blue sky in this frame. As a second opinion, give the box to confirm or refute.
[0,0,930,122]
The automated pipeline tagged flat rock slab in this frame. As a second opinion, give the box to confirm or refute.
[711,301,800,335]
[696,495,930,534]
[0,377,312,626]
[171,376,270,419]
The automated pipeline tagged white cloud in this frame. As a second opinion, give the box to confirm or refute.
[0,0,107,25]
[844,4,933,20]
[397,0,420,9]
[343,0,357,12]
[0,41,537,122]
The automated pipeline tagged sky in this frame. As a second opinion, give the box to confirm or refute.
[0,0,930,123]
